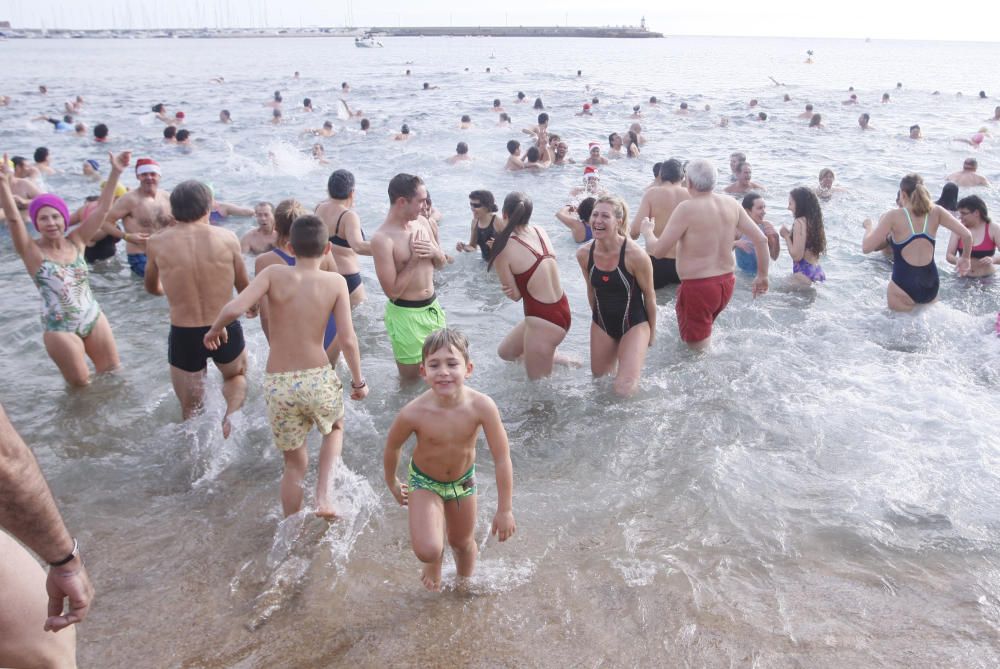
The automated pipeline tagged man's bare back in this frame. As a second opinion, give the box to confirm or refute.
[146,222,247,326]
[630,183,690,244]
[664,194,746,280]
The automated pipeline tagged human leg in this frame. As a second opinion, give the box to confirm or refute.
[522,317,568,380]
[887,281,917,312]
[0,530,77,669]
[444,493,479,579]
[215,351,248,439]
[589,322,619,377]
[280,445,309,516]
[81,313,120,374]
[497,320,527,362]
[613,323,650,397]
[315,418,344,519]
[43,331,90,387]
[168,366,207,420]
[408,489,446,590]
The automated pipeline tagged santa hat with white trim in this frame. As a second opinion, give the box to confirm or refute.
[135,158,161,176]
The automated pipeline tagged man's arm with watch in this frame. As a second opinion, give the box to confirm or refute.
[0,404,94,631]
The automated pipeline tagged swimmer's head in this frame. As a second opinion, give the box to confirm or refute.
[936,183,959,211]
[33,147,49,164]
[387,173,425,207]
[971,132,985,146]
[594,195,629,235]
[100,180,128,198]
[805,103,813,112]
[592,97,599,105]
[582,103,591,111]
[456,142,469,156]
[517,91,526,101]
[360,118,370,130]
[819,168,835,188]
[909,124,921,138]
[220,109,231,122]
[493,99,501,108]
[327,169,355,200]
[964,157,978,170]
[809,113,822,127]
[273,90,282,101]
[83,159,99,175]
[152,103,165,113]
[93,123,109,140]
[175,129,190,143]
[686,159,717,193]
[679,102,688,110]
[421,328,471,366]
[608,133,621,148]
[742,192,765,220]
[303,98,312,108]
[650,96,658,104]
[957,195,990,224]
[323,120,333,130]
[423,82,431,89]
[506,139,521,155]
[499,112,510,123]
[660,158,684,184]
[274,199,308,238]
[29,194,70,232]
[175,111,185,120]
[289,215,329,258]
[461,114,471,123]
[170,180,213,223]
[633,105,640,113]
[537,112,548,126]
[899,173,931,216]
[163,125,177,140]
[488,192,534,270]
[468,190,498,214]
[577,197,596,223]
[533,97,544,110]
[652,162,662,179]
[758,112,768,121]
[525,146,540,163]
[400,123,410,134]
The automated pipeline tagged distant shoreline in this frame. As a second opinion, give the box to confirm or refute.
[0,25,662,40]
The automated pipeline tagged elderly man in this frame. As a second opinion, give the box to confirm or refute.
[642,159,769,349]
[946,158,991,188]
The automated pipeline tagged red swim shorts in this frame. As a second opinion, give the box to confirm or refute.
[675,272,735,343]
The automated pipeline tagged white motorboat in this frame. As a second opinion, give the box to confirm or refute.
[355,33,383,48]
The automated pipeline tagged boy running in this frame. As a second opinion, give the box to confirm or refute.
[383,329,515,590]
[204,215,368,518]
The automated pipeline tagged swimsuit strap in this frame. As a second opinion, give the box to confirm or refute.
[272,248,294,265]
[902,208,919,236]
[587,241,596,272]
[509,231,545,260]
[618,237,628,268]
[334,210,348,237]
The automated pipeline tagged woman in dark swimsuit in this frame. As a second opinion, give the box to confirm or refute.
[315,169,371,307]
[456,189,498,259]
[488,192,571,379]
[862,173,973,311]
[576,195,656,397]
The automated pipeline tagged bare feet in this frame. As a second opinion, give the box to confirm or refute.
[421,560,442,591]
[315,499,338,520]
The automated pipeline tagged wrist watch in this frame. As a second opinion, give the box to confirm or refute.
[49,538,79,567]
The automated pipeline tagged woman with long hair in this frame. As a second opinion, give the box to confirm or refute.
[947,195,998,277]
[488,192,571,379]
[862,173,973,311]
[575,195,655,397]
[780,187,827,285]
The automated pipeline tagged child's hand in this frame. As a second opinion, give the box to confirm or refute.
[779,225,791,239]
[350,380,369,401]
[389,479,408,506]
[202,326,227,351]
[491,510,516,542]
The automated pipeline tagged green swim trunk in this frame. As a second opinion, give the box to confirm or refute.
[408,460,476,501]
[384,295,446,365]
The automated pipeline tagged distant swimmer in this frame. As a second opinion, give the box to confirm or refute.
[988,106,1000,122]
[492,99,505,113]
[533,97,544,110]
[144,180,250,436]
[459,114,472,129]
[643,158,769,350]
[93,123,109,143]
[779,187,827,286]
[32,147,56,176]
[308,120,336,137]
[105,157,172,277]
[175,129,192,149]
[570,166,607,198]
[341,82,350,94]
[842,94,859,105]
[882,93,891,103]
[515,91,527,104]
[676,102,690,115]
[265,91,282,108]
[271,108,283,124]
[629,123,646,145]
[521,112,548,137]
[240,201,277,254]
[631,105,642,119]
[575,103,593,117]
[162,126,177,144]
[909,124,923,139]
[311,143,329,165]
[585,142,609,166]
[724,161,764,195]
[447,142,471,164]
[552,141,573,165]
[946,158,990,187]
[954,129,989,148]
[521,145,550,171]
[858,113,873,130]
[631,158,690,288]
[505,140,524,170]
[809,113,824,128]
[607,133,624,159]
[947,196,998,277]
[757,112,768,121]
[497,112,511,126]
[861,173,972,312]
[152,103,170,123]
[82,158,100,181]
[394,123,412,141]
[422,82,439,90]
[728,152,746,182]
[302,98,314,112]
[798,103,814,119]
[219,109,231,123]
[814,168,846,200]
[555,197,595,244]
[624,131,640,158]
[173,111,186,125]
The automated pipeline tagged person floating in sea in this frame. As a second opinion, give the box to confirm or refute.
[383,328,514,591]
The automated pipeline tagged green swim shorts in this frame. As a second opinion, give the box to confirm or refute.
[384,295,447,365]
[408,460,476,501]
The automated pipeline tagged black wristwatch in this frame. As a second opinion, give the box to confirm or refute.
[49,538,79,567]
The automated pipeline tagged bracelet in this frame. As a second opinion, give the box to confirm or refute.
[351,379,367,389]
[49,538,79,567]
[123,232,130,242]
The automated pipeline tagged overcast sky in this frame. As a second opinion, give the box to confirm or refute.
[3,1,999,42]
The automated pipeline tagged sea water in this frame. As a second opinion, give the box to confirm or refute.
[0,35,998,667]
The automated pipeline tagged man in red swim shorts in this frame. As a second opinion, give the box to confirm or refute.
[642,158,769,349]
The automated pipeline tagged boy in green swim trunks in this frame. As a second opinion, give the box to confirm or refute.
[204,215,368,519]
[383,328,515,591]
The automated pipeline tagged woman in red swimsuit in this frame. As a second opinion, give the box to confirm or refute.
[947,195,998,277]
[488,192,572,379]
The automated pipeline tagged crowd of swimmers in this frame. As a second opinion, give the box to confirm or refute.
[0,73,997,667]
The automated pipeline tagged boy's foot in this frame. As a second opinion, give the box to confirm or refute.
[315,499,338,520]
[421,561,442,591]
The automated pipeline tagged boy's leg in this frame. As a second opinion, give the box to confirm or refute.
[408,489,446,591]
[315,418,344,519]
[280,445,309,517]
[444,493,479,579]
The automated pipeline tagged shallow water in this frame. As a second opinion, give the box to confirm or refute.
[1,35,999,667]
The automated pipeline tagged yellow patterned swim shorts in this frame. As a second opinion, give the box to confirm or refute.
[263,365,344,451]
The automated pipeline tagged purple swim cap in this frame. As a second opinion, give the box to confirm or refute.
[29,193,71,232]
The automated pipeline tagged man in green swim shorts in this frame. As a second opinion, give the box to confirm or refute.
[372,173,449,379]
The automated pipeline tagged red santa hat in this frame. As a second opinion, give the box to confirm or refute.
[583,166,599,179]
[135,158,161,175]
[588,142,600,151]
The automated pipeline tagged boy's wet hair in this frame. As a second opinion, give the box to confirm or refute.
[422,328,471,364]
[289,215,328,257]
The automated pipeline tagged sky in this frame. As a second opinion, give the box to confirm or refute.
[2,0,999,42]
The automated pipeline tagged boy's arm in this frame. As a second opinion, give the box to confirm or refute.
[204,269,271,349]
[330,277,367,399]
[481,396,515,542]
[383,411,414,506]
